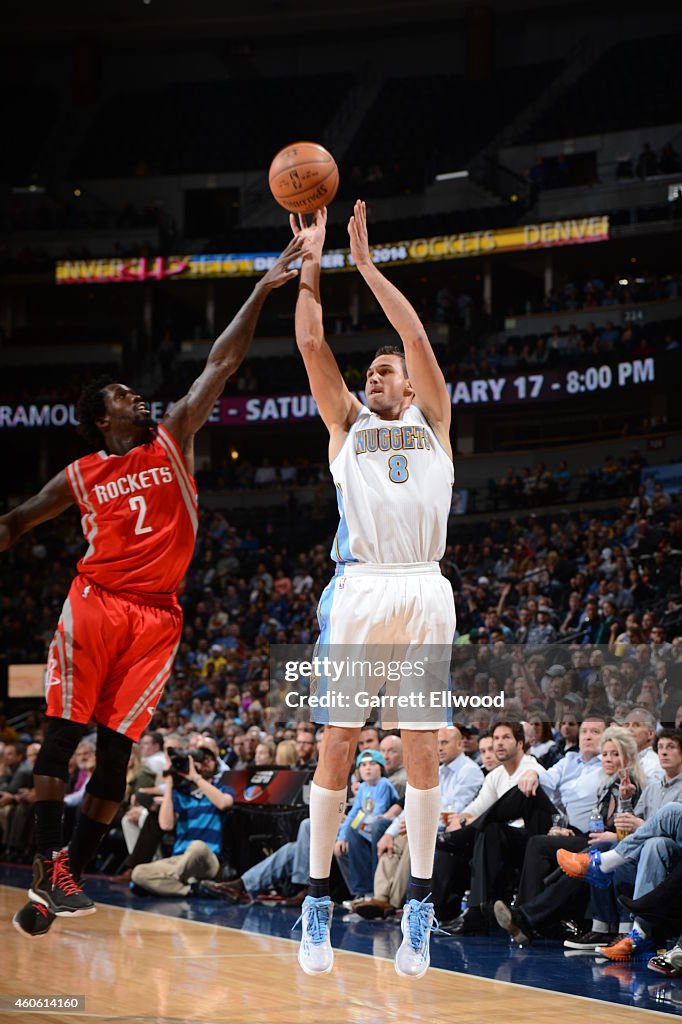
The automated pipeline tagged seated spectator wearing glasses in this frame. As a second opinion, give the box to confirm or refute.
[294,728,317,768]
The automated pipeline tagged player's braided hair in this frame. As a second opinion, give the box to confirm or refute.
[373,345,408,377]
[76,374,114,448]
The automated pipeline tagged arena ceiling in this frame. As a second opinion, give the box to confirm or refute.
[4,0,650,46]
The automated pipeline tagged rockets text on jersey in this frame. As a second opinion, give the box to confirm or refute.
[65,424,197,601]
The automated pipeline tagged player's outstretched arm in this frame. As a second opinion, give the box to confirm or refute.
[0,471,74,553]
[163,234,305,450]
[291,208,361,450]
[348,199,451,452]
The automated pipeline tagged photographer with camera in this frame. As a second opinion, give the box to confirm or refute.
[130,745,234,897]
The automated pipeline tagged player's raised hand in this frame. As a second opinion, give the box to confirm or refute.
[289,206,327,254]
[348,199,371,267]
[259,233,306,291]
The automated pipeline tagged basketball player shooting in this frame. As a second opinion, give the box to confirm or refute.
[289,201,455,978]
[0,235,304,938]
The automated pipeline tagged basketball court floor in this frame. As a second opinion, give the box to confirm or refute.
[1,865,679,1021]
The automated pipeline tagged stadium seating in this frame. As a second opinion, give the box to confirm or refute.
[522,33,682,142]
[70,75,353,178]
[340,63,562,193]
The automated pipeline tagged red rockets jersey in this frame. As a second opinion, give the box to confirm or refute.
[65,424,197,602]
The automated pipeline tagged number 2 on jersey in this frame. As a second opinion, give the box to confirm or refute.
[388,454,409,483]
[129,495,152,534]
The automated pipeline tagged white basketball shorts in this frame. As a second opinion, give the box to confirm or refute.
[312,561,456,730]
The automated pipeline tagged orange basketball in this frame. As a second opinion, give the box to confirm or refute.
[268,141,339,214]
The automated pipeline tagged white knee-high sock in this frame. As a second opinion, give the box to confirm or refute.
[309,782,347,879]
[404,783,441,879]
[600,849,626,872]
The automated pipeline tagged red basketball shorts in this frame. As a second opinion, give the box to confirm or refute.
[45,576,182,741]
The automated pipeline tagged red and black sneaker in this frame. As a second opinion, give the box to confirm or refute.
[12,900,56,937]
[29,849,96,917]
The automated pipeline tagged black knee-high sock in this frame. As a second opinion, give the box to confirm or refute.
[34,801,65,857]
[308,876,330,899]
[406,874,432,904]
[68,814,111,879]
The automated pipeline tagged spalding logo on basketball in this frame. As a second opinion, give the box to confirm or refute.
[268,141,339,214]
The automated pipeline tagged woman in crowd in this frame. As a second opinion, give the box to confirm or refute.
[526,712,561,768]
[494,726,645,944]
[275,740,297,767]
[545,671,570,726]
[254,739,276,765]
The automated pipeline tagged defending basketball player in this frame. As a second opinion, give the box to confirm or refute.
[0,235,304,938]
[289,201,455,978]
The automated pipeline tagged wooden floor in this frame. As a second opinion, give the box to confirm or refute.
[0,886,664,1023]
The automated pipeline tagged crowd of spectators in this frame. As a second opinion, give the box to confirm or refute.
[488,451,677,510]
[1,470,682,978]
[3,312,675,408]
[451,318,679,383]
[2,482,681,699]
[2,484,681,767]
[536,272,682,315]
[165,312,681,409]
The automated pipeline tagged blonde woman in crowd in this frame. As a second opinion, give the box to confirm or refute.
[494,726,644,946]
[275,740,297,767]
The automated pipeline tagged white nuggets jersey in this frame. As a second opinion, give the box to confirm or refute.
[330,405,453,565]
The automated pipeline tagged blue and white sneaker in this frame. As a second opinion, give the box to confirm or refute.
[293,895,334,975]
[395,896,439,979]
